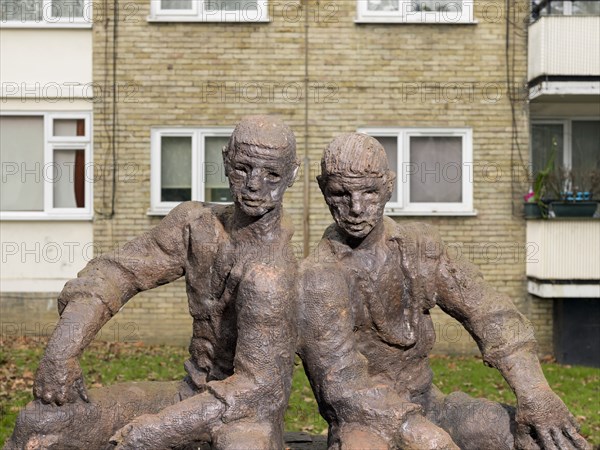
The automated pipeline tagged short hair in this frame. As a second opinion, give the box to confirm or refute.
[224,115,297,167]
[320,133,389,178]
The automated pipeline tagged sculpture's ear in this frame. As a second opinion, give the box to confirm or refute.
[288,158,300,187]
[222,145,231,177]
[317,174,327,196]
[385,171,396,202]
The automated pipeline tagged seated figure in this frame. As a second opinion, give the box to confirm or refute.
[5,115,300,450]
[297,133,589,450]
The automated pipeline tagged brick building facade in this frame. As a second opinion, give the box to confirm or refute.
[2,0,552,355]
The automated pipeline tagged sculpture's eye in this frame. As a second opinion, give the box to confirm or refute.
[234,165,247,176]
[266,172,281,183]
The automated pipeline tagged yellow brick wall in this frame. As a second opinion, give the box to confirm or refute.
[84,0,549,353]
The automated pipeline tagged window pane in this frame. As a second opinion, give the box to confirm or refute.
[0,0,43,21]
[417,0,462,12]
[204,136,232,202]
[0,116,45,211]
[571,121,600,191]
[367,0,399,11]
[373,136,398,203]
[161,0,192,9]
[573,1,600,15]
[53,149,85,208]
[53,119,85,137]
[531,124,564,176]
[50,0,84,18]
[161,136,192,202]
[205,0,258,11]
[409,136,462,203]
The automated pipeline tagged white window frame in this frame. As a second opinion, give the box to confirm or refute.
[0,111,93,220]
[355,0,475,24]
[358,127,474,216]
[150,127,233,215]
[0,0,93,28]
[148,0,270,22]
[531,118,600,170]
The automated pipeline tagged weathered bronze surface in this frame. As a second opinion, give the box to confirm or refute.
[5,127,590,450]
[5,116,300,450]
[297,133,590,450]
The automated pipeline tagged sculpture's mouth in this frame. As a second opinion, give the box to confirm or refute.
[241,197,264,207]
[342,220,368,232]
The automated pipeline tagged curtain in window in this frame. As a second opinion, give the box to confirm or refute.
[418,0,462,12]
[205,0,258,11]
[367,0,399,11]
[409,136,462,203]
[0,116,45,211]
[53,149,85,208]
[204,136,231,202]
[0,0,42,21]
[51,0,84,18]
[161,136,192,202]
[572,121,600,191]
[374,136,399,203]
[531,124,564,176]
[161,0,192,10]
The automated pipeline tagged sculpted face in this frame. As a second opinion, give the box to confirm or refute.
[227,144,296,217]
[322,174,390,239]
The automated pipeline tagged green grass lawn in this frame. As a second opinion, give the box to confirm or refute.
[1,338,598,447]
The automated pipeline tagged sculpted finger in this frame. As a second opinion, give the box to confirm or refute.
[42,391,54,405]
[568,415,581,432]
[516,424,540,450]
[538,429,559,450]
[550,428,574,450]
[565,426,590,450]
[74,377,90,402]
[55,392,67,406]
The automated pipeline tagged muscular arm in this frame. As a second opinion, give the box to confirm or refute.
[111,262,299,449]
[35,202,202,405]
[425,225,589,449]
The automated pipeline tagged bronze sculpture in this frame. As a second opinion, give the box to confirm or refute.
[5,115,300,450]
[5,125,590,450]
[297,133,590,450]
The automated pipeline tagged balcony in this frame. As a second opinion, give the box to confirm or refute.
[526,219,600,298]
[528,15,600,81]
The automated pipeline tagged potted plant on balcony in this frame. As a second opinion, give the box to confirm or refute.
[524,148,555,219]
[547,167,600,218]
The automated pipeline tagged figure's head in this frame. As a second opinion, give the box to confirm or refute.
[224,115,299,217]
[318,133,396,240]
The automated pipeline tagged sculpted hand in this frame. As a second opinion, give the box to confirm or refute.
[516,386,590,450]
[110,414,165,450]
[398,413,460,450]
[33,356,89,405]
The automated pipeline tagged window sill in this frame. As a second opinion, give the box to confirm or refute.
[147,208,171,216]
[384,209,477,216]
[0,213,93,221]
[0,21,92,29]
[147,15,270,23]
[354,17,477,24]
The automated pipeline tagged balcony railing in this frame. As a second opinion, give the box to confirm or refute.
[528,11,600,82]
[526,219,600,298]
[532,0,600,22]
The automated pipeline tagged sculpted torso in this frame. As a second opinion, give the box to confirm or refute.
[184,204,295,387]
[321,219,436,399]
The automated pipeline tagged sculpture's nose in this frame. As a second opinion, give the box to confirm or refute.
[246,169,262,191]
[350,192,362,215]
